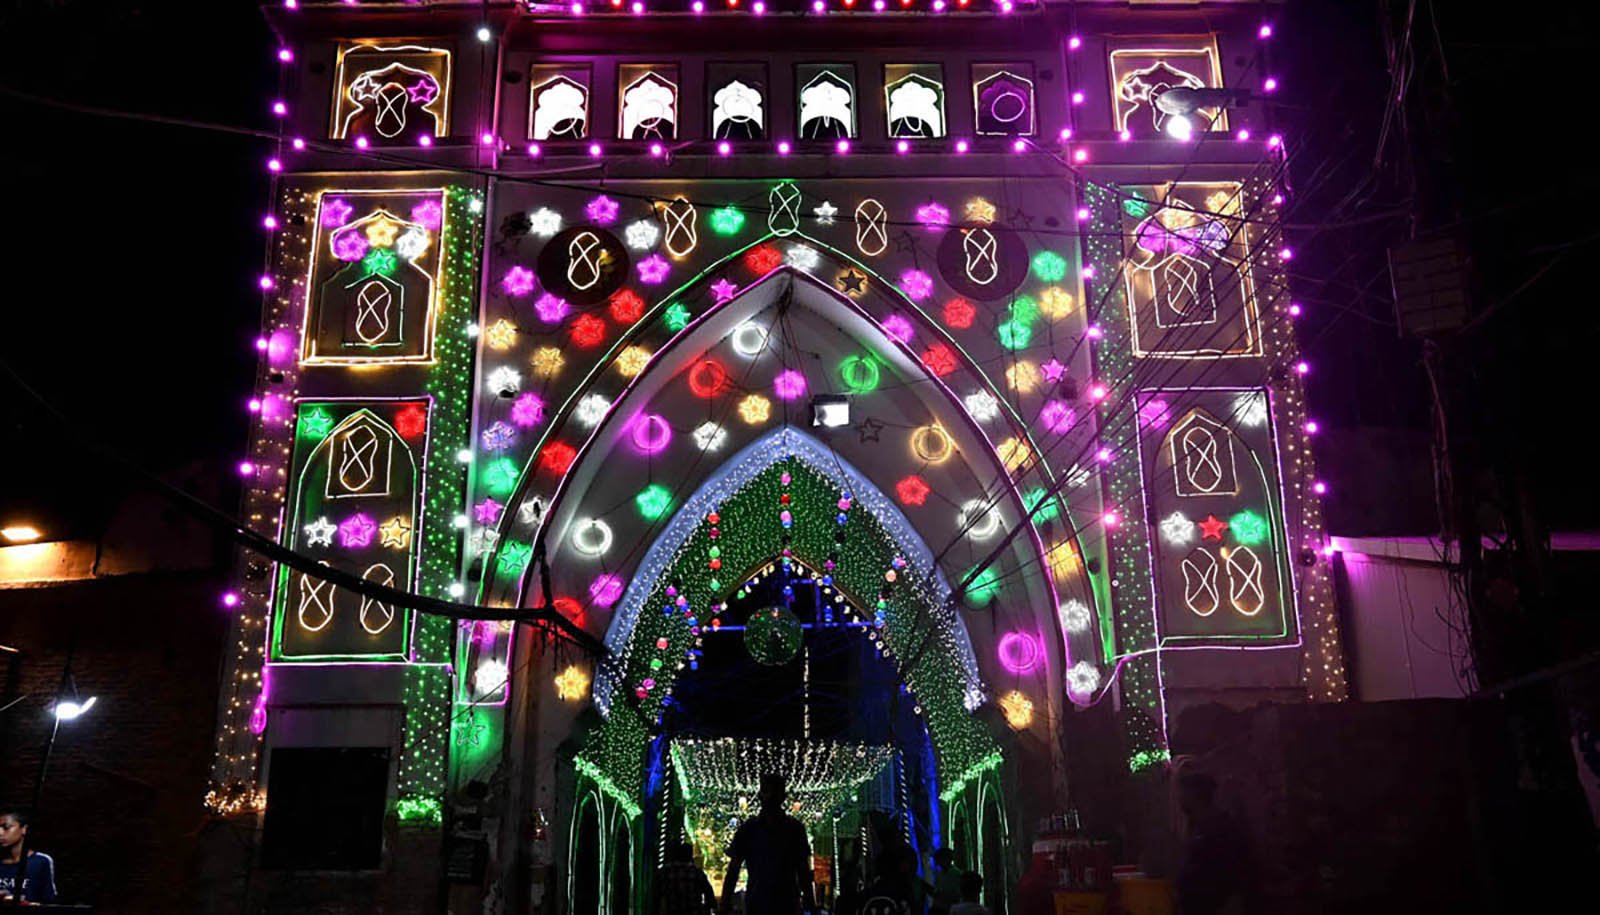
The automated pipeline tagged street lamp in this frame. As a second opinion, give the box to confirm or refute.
[1153,86,1259,140]
[1,523,42,544]
[53,696,97,721]
[34,667,95,814]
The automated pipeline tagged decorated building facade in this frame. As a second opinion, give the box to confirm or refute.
[211,1,1341,910]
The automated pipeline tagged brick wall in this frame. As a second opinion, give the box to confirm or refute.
[0,572,227,912]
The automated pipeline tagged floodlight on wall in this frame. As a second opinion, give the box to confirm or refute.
[54,696,96,721]
[811,394,851,428]
[1,524,42,544]
[1153,86,1257,139]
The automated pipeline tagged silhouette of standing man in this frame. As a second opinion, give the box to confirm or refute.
[719,773,815,915]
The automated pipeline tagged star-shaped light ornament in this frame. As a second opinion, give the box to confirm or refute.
[395,228,430,261]
[964,391,1001,423]
[517,497,545,526]
[836,269,868,296]
[299,408,335,440]
[407,78,439,105]
[625,219,660,251]
[856,417,885,443]
[457,717,488,749]
[964,197,998,224]
[785,245,821,271]
[338,513,377,548]
[304,516,337,547]
[380,516,413,549]
[361,248,398,277]
[1197,513,1229,542]
[1040,358,1067,383]
[475,498,505,526]
[692,421,728,451]
[483,319,518,351]
[528,207,563,237]
[1159,511,1195,547]
[554,665,591,701]
[711,278,739,303]
[365,217,400,247]
[813,201,839,224]
[637,254,671,284]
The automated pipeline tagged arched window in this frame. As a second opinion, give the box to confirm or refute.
[306,192,443,365]
[1122,185,1261,358]
[1144,396,1290,640]
[712,79,765,140]
[885,67,946,139]
[332,45,451,144]
[274,403,422,661]
[531,71,591,141]
[571,794,602,915]
[972,65,1036,136]
[619,67,679,140]
[799,67,856,140]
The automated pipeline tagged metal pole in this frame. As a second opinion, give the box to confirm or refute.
[30,638,75,816]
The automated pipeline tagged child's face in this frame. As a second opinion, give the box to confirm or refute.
[0,816,24,850]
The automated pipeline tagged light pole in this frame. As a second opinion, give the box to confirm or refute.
[31,644,95,816]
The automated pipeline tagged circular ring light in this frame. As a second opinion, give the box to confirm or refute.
[997,631,1042,674]
[731,321,770,358]
[572,518,614,557]
[631,413,672,454]
[958,499,1003,540]
[910,423,954,465]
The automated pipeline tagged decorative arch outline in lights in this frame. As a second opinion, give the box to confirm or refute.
[332,45,452,142]
[592,426,985,714]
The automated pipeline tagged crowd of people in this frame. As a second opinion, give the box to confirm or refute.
[660,768,1252,915]
[663,774,989,915]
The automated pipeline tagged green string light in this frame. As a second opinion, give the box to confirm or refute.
[576,459,996,801]
[398,185,482,815]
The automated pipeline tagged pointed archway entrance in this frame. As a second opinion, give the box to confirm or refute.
[569,428,1005,913]
[491,246,1095,914]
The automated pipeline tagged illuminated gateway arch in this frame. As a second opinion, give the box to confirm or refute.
[209,4,1341,912]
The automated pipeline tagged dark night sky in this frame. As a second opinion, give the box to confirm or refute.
[1,2,270,538]
[0,1,1593,543]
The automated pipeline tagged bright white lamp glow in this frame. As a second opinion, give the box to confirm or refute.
[54,696,97,721]
[1,524,42,544]
[811,395,851,428]
[1165,114,1194,141]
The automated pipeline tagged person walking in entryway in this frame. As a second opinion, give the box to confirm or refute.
[719,773,815,915]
